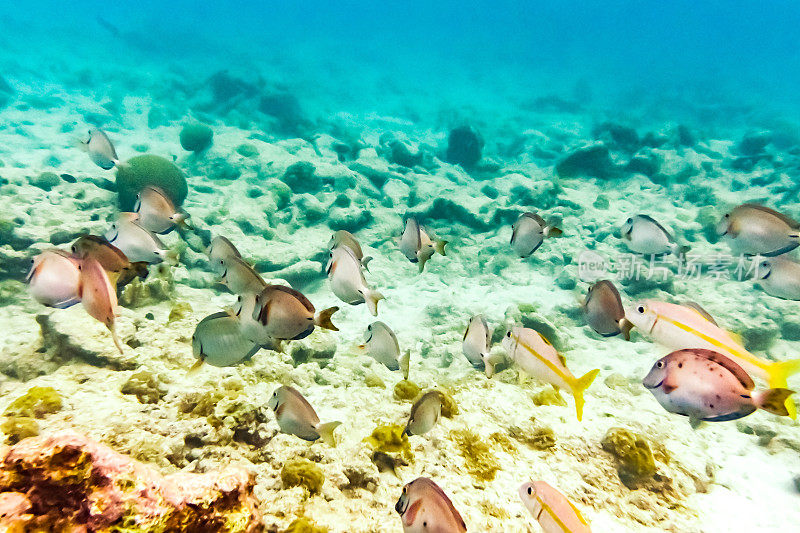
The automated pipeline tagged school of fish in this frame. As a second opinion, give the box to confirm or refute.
[22,127,800,532]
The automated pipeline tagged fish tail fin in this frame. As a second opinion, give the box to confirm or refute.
[619,318,634,341]
[483,352,505,378]
[752,388,795,417]
[165,249,180,266]
[109,323,124,354]
[316,421,342,447]
[361,256,373,272]
[570,368,600,422]
[174,213,192,230]
[435,240,448,256]
[766,359,800,419]
[364,289,384,316]
[399,349,411,380]
[314,306,339,331]
[672,243,690,260]
[545,225,563,237]
[187,358,205,376]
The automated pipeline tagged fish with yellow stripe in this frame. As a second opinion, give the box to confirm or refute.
[519,480,591,533]
[502,326,599,421]
[626,300,800,418]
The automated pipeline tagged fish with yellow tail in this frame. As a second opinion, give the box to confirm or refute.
[643,348,794,423]
[395,477,466,533]
[626,299,800,418]
[518,481,591,533]
[502,326,599,421]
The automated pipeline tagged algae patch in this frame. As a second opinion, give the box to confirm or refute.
[364,424,412,462]
[601,427,657,488]
[281,458,325,495]
[393,380,420,401]
[449,428,500,482]
[5,386,62,418]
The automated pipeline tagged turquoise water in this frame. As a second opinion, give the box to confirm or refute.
[2,2,800,532]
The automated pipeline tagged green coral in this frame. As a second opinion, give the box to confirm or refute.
[1,416,39,444]
[284,516,329,533]
[601,427,657,488]
[364,424,412,462]
[450,429,500,482]
[236,144,259,158]
[282,161,320,193]
[115,154,187,211]
[179,122,214,152]
[393,380,420,401]
[5,386,62,418]
[281,458,325,495]
[120,370,167,404]
[531,388,567,407]
[31,171,60,191]
[268,179,292,209]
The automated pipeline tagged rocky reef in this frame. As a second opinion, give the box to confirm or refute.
[0,431,262,531]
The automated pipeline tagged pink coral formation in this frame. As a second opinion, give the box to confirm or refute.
[0,430,262,532]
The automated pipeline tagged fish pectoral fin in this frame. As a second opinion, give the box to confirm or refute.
[619,318,634,341]
[688,417,704,430]
[187,358,205,376]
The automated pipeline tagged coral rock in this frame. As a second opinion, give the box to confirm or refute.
[601,427,657,488]
[0,431,262,531]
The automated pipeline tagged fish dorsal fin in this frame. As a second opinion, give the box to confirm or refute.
[741,203,800,229]
[522,211,546,228]
[263,284,314,313]
[284,385,319,423]
[557,353,567,366]
[635,214,674,239]
[538,332,553,347]
[422,478,466,531]
[683,301,718,326]
[689,349,754,389]
[725,329,744,346]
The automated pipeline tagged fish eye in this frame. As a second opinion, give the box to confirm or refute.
[527,486,532,495]
[636,305,645,314]
[402,487,407,493]
[657,361,664,368]
[506,331,511,337]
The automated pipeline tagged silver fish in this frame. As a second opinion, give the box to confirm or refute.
[582,280,632,339]
[755,256,800,300]
[395,477,466,533]
[326,245,384,316]
[510,212,562,257]
[643,348,794,423]
[462,314,492,373]
[403,391,443,436]
[267,385,341,446]
[328,230,372,270]
[398,217,447,272]
[133,186,188,235]
[191,311,260,368]
[620,214,687,256]
[360,321,402,371]
[84,128,118,170]
[251,284,338,340]
[207,235,241,275]
[219,256,267,295]
[717,203,800,257]
[27,249,81,309]
[105,217,169,264]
